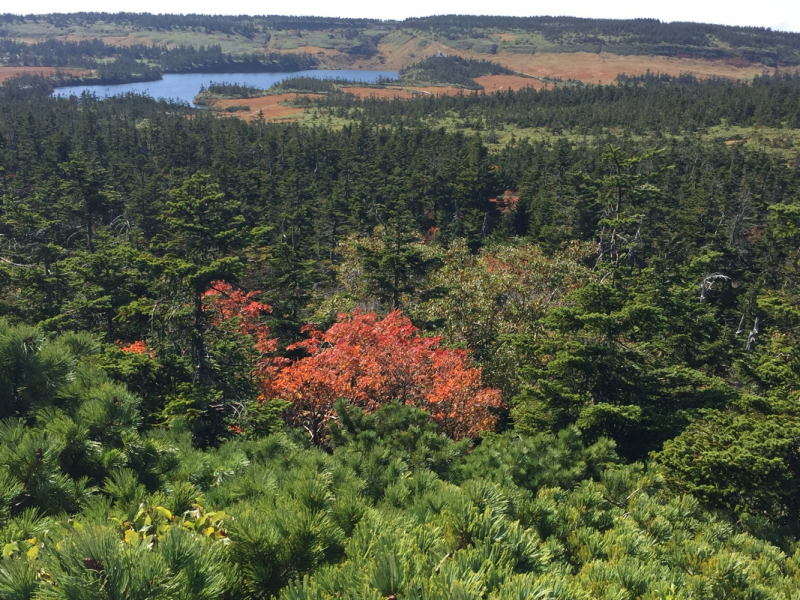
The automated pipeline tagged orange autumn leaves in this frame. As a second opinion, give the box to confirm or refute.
[129,281,503,441]
[202,281,277,354]
[264,310,503,442]
[205,284,503,441]
[119,340,156,358]
[202,282,278,384]
[489,189,520,216]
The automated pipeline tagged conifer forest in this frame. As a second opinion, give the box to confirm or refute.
[2,11,800,600]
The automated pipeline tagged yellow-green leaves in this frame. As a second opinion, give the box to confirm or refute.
[3,538,40,560]
[124,529,140,544]
[2,542,18,559]
[155,506,173,521]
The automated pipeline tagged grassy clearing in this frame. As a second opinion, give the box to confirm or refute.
[481,123,800,155]
[704,124,800,153]
[296,103,800,157]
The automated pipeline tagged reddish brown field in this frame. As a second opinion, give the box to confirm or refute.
[190,44,776,124]
[211,93,323,121]
[298,39,774,83]
[473,75,544,92]
[0,66,87,83]
[211,86,471,121]
[490,51,771,84]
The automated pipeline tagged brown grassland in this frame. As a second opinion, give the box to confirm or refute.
[210,93,324,121]
[280,40,774,84]
[0,66,87,83]
[473,75,545,92]
[488,51,772,83]
[0,26,775,90]
[211,87,468,120]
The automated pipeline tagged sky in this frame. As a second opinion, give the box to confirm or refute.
[9,0,800,33]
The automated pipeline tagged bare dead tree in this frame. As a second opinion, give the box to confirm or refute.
[736,314,746,336]
[699,273,730,302]
[745,317,760,352]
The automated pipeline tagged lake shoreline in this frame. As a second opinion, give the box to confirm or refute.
[52,70,399,106]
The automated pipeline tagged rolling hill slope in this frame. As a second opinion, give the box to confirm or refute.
[0,13,798,84]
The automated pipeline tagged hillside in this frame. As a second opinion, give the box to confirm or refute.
[1,13,799,84]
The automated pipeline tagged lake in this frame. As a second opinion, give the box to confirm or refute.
[52,70,399,105]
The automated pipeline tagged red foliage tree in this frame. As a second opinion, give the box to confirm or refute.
[119,340,148,354]
[117,340,156,358]
[263,310,503,443]
[489,189,520,216]
[202,281,278,383]
[202,282,276,352]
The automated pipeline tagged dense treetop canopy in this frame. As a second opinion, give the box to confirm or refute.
[2,14,800,597]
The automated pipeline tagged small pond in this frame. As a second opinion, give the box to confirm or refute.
[52,70,399,105]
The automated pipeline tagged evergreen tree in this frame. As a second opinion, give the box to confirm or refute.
[357,198,433,309]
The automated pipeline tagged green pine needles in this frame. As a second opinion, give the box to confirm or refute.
[0,327,799,599]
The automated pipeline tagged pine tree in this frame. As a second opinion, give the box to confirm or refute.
[357,198,432,309]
